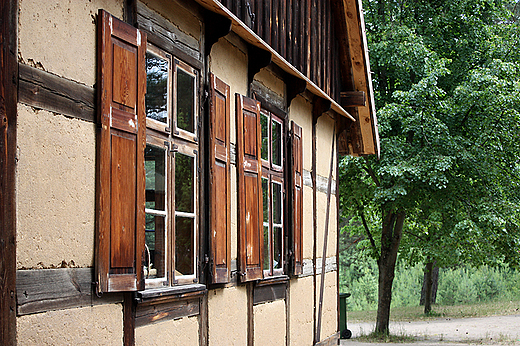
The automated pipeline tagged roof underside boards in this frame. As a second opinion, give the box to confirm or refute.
[193,0,380,156]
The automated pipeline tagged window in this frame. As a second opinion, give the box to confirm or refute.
[144,43,199,288]
[260,110,285,277]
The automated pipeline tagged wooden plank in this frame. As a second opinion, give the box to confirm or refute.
[340,91,366,107]
[123,292,135,346]
[280,0,286,59]
[199,292,208,346]
[315,332,340,346]
[136,297,200,327]
[18,64,95,123]
[343,0,379,156]
[0,0,18,343]
[271,0,279,52]
[253,283,287,305]
[264,0,271,46]
[16,268,123,316]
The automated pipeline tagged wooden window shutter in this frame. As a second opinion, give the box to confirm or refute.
[96,9,146,293]
[209,74,231,283]
[291,121,303,276]
[236,94,264,282]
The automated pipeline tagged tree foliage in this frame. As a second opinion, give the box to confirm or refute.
[340,0,520,334]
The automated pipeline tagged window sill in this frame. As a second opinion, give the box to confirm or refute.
[256,275,289,287]
[136,283,206,304]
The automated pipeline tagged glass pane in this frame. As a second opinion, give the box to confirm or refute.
[175,153,194,213]
[262,178,269,223]
[263,225,270,271]
[261,113,269,161]
[272,119,282,166]
[176,68,195,133]
[274,226,282,269]
[175,216,194,276]
[145,145,166,211]
[272,182,282,225]
[146,52,168,123]
[145,214,166,279]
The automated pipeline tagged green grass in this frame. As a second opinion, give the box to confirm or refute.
[348,300,520,323]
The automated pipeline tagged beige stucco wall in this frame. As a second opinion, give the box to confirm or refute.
[208,286,248,346]
[18,0,123,87]
[288,276,314,345]
[288,95,313,171]
[16,105,96,269]
[316,113,337,179]
[255,67,286,99]
[17,304,123,345]
[135,316,199,346]
[315,271,338,341]
[316,192,337,258]
[254,299,286,345]
[209,33,248,145]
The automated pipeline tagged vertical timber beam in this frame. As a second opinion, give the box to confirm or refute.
[312,97,331,345]
[0,0,18,344]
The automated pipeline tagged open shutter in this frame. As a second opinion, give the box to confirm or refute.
[209,74,231,283]
[96,10,146,293]
[236,94,264,282]
[291,121,303,276]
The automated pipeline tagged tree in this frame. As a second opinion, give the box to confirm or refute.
[340,0,520,334]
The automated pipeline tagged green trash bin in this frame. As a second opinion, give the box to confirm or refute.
[339,293,352,339]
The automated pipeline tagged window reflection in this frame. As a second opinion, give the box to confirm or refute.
[146,52,169,124]
[175,153,194,213]
[175,216,194,276]
[176,68,195,133]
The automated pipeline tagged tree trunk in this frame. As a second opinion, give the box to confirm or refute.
[375,210,405,335]
[420,264,439,307]
[423,261,434,314]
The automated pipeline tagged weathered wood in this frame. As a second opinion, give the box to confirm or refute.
[247,283,254,346]
[251,79,286,115]
[199,291,208,346]
[340,91,366,107]
[123,292,135,346]
[316,121,336,343]
[136,2,200,60]
[135,296,200,327]
[286,75,307,107]
[204,10,232,57]
[253,283,287,305]
[18,64,95,123]
[16,268,124,316]
[315,332,340,346]
[0,1,18,343]
[247,44,272,86]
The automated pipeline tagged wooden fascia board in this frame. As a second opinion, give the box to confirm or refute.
[344,0,380,157]
[193,0,355,122]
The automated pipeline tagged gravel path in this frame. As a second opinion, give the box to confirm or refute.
[340,314,520,345]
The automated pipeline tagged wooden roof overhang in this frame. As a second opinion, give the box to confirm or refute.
[194,0,380,157]
[194,0,355,122]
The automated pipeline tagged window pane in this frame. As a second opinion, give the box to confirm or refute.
[175,153,194,213]
[261,113,269,161]
[176,68,195,133]
[175,216,194,276]
[272,119,282,167]
[145,145,166,211]
[262,178,269,223]
[263,225,270,271]
[146,53,168,123]
[145,214,166,279]
[273,226,282,269]
[272,182,282,225]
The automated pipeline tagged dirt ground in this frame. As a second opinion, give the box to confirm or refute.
[340,314,520,345]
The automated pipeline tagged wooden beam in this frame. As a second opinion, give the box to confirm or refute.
[0,0,18,343]
[18,63,96,123]
[204,10,232,56]
[343,0,379,157]
[286,74,307,107]
[16,268,123,316]
[340,91,366,107]
[248,44,272,86]
[123,292,136,346]
[312,96,331,121]
[253,283,287,305]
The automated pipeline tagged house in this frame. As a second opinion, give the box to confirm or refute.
[0,0,379,345]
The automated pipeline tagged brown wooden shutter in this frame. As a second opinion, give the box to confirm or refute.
[236,94,264,282]
[209,74,231,284]
[96,10,146,293]
[291,121,303,276]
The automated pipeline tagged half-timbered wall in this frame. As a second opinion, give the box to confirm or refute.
[218,0,342,102]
